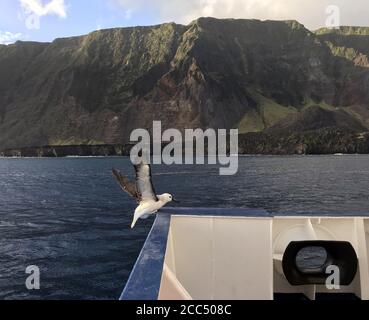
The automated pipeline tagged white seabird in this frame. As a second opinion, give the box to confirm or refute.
[112,163,178,228]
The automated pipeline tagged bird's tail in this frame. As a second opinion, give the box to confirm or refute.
[131,213,140,229]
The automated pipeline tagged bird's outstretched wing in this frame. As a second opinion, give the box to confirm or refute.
[134,163,159,202]
[112,169,140,203]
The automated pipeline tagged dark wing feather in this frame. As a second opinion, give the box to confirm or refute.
[112,169,140,203]
[134,163,158,202]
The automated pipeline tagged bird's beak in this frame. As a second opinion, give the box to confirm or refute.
[172,198,179,203]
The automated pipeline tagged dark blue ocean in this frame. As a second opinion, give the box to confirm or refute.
[1,155,369,300]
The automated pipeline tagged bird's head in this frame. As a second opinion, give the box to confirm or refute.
[159,193,179,204]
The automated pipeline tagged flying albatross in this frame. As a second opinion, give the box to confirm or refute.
[112,163,178,228]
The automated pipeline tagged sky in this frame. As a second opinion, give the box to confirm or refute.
[1,0,369,45]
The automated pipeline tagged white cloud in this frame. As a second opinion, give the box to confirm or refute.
[109,0,369,30]
[19,0,67,19]
[19,0,67,30]
[0,31,22,45]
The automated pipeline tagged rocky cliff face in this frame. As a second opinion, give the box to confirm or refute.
[1,18,369,152]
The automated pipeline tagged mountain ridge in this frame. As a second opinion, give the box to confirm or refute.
[1,18,369,154]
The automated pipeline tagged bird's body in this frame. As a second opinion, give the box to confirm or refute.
[132,194,173,228]
[112,164,176,228]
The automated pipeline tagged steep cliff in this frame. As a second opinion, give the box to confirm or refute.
[1,19,369,153]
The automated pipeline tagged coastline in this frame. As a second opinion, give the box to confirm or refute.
[1,143,369,158]
[0,144,133,158]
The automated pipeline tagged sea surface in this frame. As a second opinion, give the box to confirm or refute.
[1,155,369,299]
